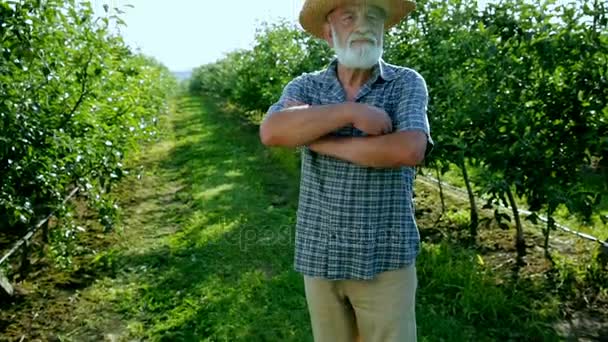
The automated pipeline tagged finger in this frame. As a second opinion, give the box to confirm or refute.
[385,122,392,134]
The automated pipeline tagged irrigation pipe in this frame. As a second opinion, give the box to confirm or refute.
[418,175,608,249]
[0,187,81,296]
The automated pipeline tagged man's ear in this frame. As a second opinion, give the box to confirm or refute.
[323,23,334,47]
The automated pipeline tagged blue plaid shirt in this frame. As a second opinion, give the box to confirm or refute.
[267,58,432,280]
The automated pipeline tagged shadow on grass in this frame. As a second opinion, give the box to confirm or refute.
[109,96,311,341]
[107,95,562,341]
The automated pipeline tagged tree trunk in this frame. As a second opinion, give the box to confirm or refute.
[435,165,446,214]
[543,205,556,263]
[42,219,49,244]
[505,185,526,264]
[461,158,478,238]
[593,0,599,34]
[19,241,30,281]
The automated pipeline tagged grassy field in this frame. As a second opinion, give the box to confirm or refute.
[1,95,606,341]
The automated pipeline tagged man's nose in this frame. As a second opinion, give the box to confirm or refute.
[353,20,373,33]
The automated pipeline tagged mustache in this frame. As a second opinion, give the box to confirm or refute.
[348,32,378,45]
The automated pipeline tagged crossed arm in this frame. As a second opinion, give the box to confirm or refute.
[259,102,428,168]
[307,131,427,168]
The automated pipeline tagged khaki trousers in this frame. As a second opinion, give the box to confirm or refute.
[304,264,417,342]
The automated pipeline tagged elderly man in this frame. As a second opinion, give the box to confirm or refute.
[259,0,432,341]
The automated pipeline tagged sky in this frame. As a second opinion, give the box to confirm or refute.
[93,0,309,71]
[91,0,565,72]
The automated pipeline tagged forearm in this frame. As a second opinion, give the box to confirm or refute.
[308,131,427,168]
[259,103,352,148]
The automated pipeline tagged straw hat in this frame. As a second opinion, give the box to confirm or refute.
[299,0,416,39]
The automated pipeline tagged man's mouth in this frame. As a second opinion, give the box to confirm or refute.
[350,38,375,46]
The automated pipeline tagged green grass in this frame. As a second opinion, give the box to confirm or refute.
[105,95,559,341]
[102,96,562,340]
[6,94,586,341]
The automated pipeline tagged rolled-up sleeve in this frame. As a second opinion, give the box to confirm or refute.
[266,74,311,116]
[394,70,434,156]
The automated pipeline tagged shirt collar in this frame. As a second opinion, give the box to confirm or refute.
[324,57,398,83]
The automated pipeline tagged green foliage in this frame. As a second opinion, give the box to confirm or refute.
[388,0,607,247]
[0,1,176,253]
[190,20,332,113]
[445,208,470,228]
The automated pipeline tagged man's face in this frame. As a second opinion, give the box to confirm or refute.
[326,4,387,69]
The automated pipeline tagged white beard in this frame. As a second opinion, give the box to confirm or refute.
[332,26,383,69]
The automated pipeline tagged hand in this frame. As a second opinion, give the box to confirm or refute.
[346,102,393,135]
[307,135,334,152]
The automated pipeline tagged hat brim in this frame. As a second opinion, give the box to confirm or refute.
[299,0,416,39]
